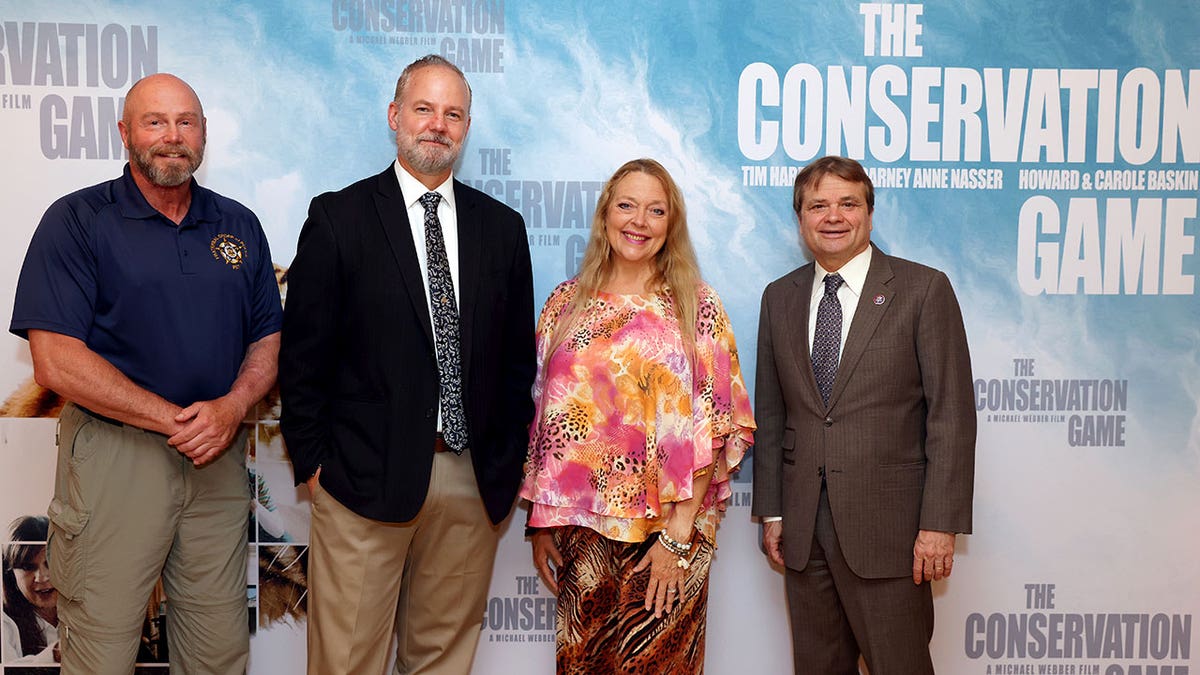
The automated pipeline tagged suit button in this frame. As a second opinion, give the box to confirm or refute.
[823,416,833,427]
[425,408,434,419]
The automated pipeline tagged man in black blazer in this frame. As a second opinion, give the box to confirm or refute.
[753,156,975,674]
[280,55,535,675]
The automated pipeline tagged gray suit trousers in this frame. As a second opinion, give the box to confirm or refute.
[785,486,934,675]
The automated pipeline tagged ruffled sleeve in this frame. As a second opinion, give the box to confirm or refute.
[530,280,577,402]
[690,283,756,538]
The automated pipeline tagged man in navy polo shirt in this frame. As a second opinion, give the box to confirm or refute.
[10,73,281,675]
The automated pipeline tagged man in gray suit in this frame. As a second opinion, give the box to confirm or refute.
[752,156,976,674]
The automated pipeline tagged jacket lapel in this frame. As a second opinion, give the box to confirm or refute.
[373,167,435,349]
[786,265,826,411]
[453,180,481,385]
[827,245,894,409]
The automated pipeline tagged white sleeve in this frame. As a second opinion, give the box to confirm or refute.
[1,611,22,662]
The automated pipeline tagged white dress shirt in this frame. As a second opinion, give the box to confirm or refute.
[393,160,462,434]
[808,245,873,361]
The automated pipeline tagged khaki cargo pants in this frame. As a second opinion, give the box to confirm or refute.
[48,403,251,675]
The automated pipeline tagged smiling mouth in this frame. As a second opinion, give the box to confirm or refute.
[622,231,650,243]
[417,134,451,147]
[153,146,193,161]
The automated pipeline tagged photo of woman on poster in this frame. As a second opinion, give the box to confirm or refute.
[2,515,58,663]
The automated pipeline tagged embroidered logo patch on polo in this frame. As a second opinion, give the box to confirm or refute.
[210,234,247,269]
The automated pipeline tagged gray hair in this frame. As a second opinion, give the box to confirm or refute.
[393,54,472,112]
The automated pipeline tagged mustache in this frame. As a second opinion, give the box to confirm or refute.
[150,142,200,161]
[416,132,453,147]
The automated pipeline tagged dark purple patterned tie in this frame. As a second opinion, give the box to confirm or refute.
[419,192,468,452]
[811,273,844,406]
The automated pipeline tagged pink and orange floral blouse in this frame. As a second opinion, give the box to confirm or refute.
[520,279,755,544]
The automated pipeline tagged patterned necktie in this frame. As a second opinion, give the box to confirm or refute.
[811,273,844,406]
[419,192,468,452]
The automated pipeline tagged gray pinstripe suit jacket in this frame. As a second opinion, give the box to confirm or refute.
[752,243,976,578]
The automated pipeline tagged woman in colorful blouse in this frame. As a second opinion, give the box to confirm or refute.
[521,158,755,674]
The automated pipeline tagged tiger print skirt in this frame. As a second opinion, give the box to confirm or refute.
[552,525,714,674]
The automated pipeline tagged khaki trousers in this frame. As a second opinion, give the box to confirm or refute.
[306,448,501,675]
[48,403,251,675]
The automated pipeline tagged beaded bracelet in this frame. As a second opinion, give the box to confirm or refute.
[657,536,688,558]
[658,530,692,556]
[656,539,691,569]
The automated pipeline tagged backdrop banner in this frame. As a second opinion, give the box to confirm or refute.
[1,1,1196,673]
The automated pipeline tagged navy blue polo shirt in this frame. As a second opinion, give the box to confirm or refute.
[10,164,283,407]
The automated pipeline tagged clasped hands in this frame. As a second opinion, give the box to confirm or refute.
[167,396,246,466]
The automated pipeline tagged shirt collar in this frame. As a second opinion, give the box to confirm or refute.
[814,245,872,298]
[114,163,218,227]
[394,160,456,214]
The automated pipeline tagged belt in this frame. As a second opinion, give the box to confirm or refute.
[434,433,450,453]
[76,404,124,428]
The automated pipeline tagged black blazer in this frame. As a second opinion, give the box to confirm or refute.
[280,166,536,524]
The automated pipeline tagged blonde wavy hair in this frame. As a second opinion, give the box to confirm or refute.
[547,158,701,358]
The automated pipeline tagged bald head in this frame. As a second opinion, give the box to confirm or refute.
[123,73,204,125]
[119,73,206,188]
